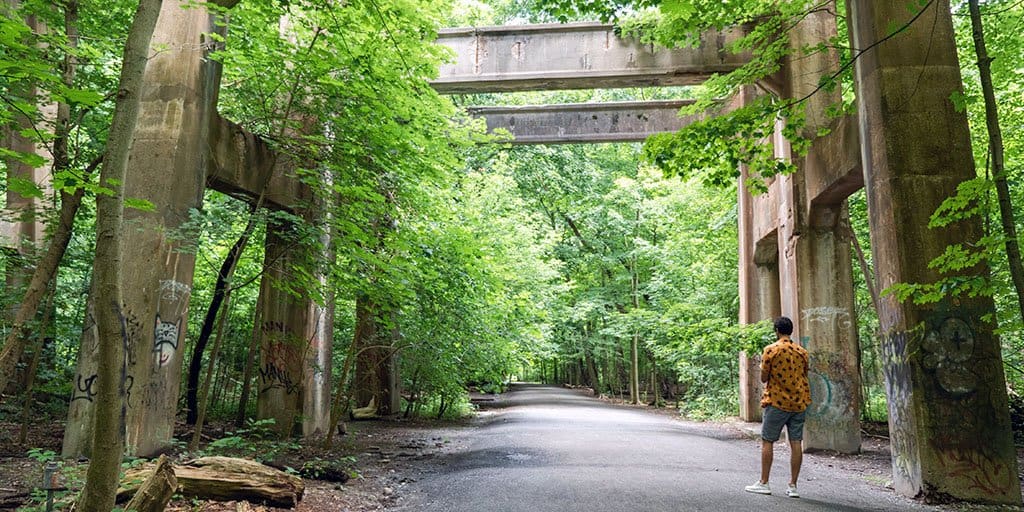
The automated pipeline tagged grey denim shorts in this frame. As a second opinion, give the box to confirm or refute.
[762,405,806,442]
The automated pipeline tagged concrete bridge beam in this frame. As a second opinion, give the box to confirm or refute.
[467,100,704,144]
[849,0,1020,503]
[433,23,748,94]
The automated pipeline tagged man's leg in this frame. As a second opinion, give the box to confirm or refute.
[786,411,806,490]
[761,440,774,484]
[788,440,802,486]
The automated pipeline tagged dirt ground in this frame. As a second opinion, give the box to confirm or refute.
[0,393,1021,511]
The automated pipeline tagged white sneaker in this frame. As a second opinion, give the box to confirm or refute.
[786,484,800,498]
[744,481,771,495]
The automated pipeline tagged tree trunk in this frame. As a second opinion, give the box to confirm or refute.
[324,324,359,448]
[77,1,162,510]
[190,287,235,450]
[629,265,640,405]
[186,222,252,424]
[19,282,53,444]
[968,0,1024,325]
[352,295,396,415]
[120,457,303,508]
[124,455,176,512]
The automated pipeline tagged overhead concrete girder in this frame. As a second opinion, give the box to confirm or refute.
[206,114,306,211]
[467,100,703,144]
[434,22,749,94]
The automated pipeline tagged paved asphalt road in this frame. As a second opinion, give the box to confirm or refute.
[395,383,938,512]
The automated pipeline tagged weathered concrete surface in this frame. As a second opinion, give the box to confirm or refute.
[467,100,703,144]
[434,23,748,94]
[849,0,1020,503]
[254,222,331,437]
[353,296,400,417]
[206,115,304,212]
[805,116,863,210]
[737,352,764,422]
[63,0,220,458]
[737,9,862,452]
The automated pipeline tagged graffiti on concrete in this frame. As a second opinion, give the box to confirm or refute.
[124,375,135,408]
[806,353,858,438]
[259,322,301,396]
[158,279,192,302]
[801,306,852,331]
[137,378,168,409]
[922,317,977,397]
[152,314,182,368]
[123,306,141,367]
[881,330,919,490]
[71,373,98,402]
[259,361,300,395]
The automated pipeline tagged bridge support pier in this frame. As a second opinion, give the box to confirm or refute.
[62,0,331,456]
[255,218,332,437]
[848,0,1020,503]
[738,159,780,422]
[63,1,216,458]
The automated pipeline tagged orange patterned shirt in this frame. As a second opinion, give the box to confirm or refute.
[760,338,811,412]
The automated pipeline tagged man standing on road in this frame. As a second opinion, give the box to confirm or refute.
[744,316,811,498]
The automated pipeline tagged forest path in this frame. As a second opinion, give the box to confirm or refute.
[392,383,935,512]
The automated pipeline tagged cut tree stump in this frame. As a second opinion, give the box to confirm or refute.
[120,456,304,508]
[124,454,177,512]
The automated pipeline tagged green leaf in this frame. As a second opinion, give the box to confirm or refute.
[124,198,156,212]
[8,176,45,199]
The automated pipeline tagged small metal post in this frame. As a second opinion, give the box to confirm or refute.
[42,460,59,512]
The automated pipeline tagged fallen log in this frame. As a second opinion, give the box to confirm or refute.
[120,456,304,508]
[125,454,176,512]
[0,491,30,509]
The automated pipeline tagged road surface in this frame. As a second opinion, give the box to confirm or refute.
[394,383,934,512]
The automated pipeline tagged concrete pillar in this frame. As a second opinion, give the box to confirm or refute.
[736,83,781,422]
[353,295,399,416]
[774,5,861,454]
[848,0,1020,503]
[737,196,779,422]
[783,201,862,453]
[63,1,220,458]
[2,8,54,316]
[254,220,331,437]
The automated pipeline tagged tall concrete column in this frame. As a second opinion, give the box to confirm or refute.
[737,80,783,422]
[738,166,780,421]
[63,1,221,458]
[849,0,1020,503]
[774,5,861,453]
[2,8,54,315]
[353,295,399,416]
[254,219,331,437]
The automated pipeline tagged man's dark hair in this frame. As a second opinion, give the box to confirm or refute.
[774,316,794,335]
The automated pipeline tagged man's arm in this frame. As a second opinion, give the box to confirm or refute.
[760,348,771,383]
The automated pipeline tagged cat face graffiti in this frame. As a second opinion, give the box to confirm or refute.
[153,314,182,367]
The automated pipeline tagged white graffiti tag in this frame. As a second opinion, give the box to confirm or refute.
[801,306,853,331]
[158,280,192,302]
